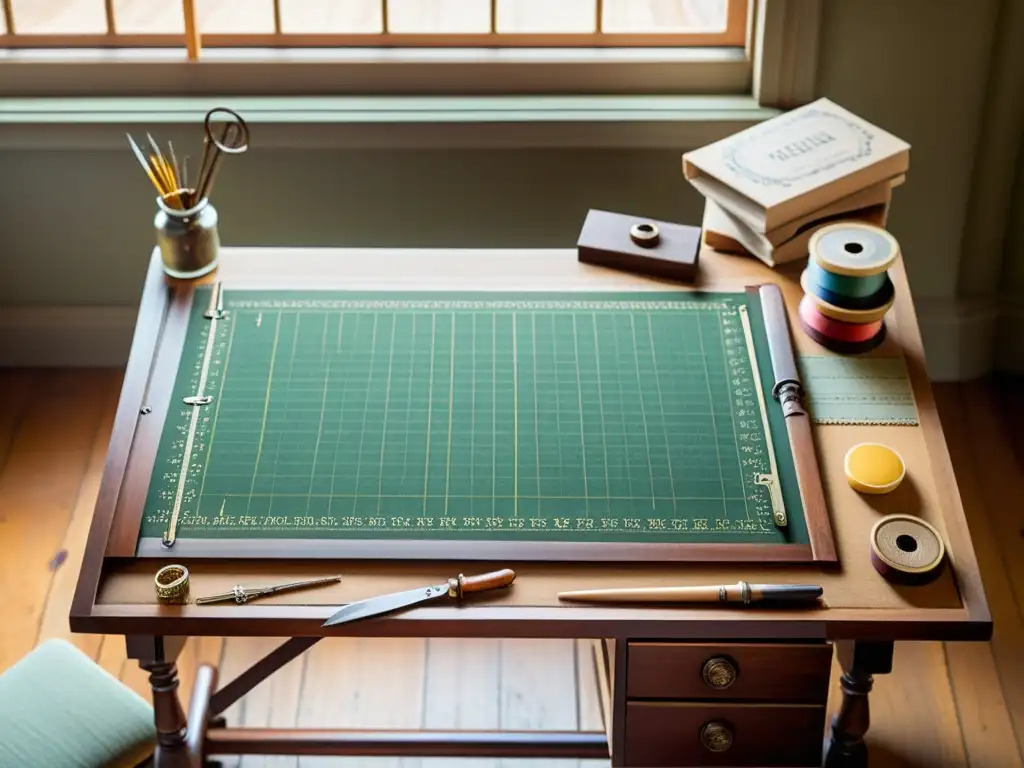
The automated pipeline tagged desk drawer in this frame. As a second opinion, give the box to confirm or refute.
[627,642,832,701]
[624,701,826,767]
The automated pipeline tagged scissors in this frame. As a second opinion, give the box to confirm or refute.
[192,106,250,206]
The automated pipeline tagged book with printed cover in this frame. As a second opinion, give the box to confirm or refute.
[682,98,910,233]
[701,198,889,267]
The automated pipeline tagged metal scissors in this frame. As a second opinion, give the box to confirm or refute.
[192,106,250,205]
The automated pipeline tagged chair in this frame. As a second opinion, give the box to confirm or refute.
[0,638,156,768]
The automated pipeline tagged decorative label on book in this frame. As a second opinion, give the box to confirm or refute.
[723,108,875,188]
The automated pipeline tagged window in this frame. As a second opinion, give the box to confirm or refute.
[0,0,757,96]
[1,0,746,49]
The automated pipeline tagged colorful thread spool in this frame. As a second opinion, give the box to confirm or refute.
[798,295,883,343]
[798,299,887,355]
[809,222,901,277]
[800,270,894,324]
[806,258,889,299]
[799,221,900,355]
[805,262,895,310]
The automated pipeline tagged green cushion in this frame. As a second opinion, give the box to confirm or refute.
[0,639,156,768]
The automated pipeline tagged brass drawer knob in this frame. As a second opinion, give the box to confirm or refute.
[700,720,734,752]
[702,656,738,690]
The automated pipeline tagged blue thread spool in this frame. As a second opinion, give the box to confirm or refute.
[808,221,900,298]
[806,258,888,299]
[804,264,895,310]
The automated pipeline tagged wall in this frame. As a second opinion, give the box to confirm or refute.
[996,143,1024,373]
[0,148,695,307]
[0,0,1018,378]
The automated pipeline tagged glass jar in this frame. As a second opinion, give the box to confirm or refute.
[154,192,220,279]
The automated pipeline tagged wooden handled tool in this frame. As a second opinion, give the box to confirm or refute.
[449,568,517,597]
[323,568,516,627]
[557,581,823,605]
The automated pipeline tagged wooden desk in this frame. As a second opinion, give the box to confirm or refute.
[71,246,991,768]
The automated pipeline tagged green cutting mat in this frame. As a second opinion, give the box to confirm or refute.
[140,289,809,548]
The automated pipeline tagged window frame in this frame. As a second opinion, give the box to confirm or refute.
[1,0,749,50]
[0,1,820,103]
[0,1,822,150]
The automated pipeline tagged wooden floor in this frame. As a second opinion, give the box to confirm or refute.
[0,367,1022,767]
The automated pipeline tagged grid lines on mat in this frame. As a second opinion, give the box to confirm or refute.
[141,292,780,543]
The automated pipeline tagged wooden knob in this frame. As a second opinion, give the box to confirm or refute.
[700,721,734,753]
[702,656,738,690]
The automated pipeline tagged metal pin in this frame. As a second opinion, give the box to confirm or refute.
[194,575,343,605]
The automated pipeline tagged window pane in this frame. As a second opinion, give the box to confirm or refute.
[198,0,275,33]
[10,0,106,34]
[112,0,184,33]
[388,0,489,34]
[280,0,382,33]
[497,0,595,33]
[603,0,728,33]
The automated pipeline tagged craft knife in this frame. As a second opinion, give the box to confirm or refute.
[322,568,516,627]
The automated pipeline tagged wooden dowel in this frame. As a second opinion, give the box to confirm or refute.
[104,0,116,34]
[558,584,726,602]
[182,0,201,60]
[2,0,15,35]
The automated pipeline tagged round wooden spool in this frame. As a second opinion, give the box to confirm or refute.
[870,514,946,585]
[809,221,901,277]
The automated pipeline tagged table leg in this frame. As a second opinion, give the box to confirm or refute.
[824,640,894,768]
[126,635,192,768]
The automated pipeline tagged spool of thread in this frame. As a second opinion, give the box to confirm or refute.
[799,310,887,354]
[804,265,895,311]
[798,295,884,343]
[800,270,894,324]
[870,515,946,585]
[806,258,889,299]
[809,222,900,277]
[799,221,900,355]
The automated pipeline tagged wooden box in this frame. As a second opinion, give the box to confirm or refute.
[577,209,700,282]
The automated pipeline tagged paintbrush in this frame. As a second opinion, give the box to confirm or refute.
[127,133,167,198]
[144,132,183,209]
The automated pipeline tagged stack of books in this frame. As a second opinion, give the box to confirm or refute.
[682,98,910,267]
